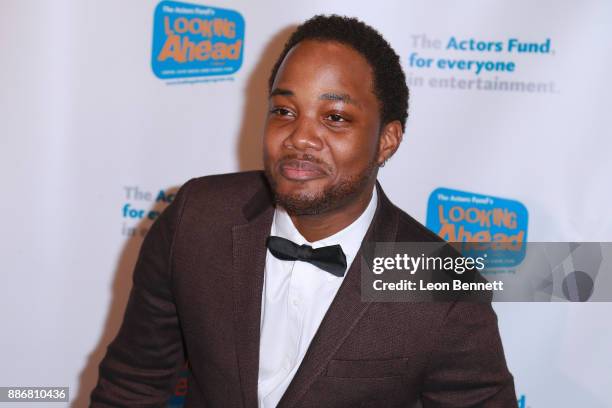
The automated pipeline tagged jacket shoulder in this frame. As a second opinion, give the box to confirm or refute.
[376,183,442,243]
[394,205,444,243]
[187,170,267,194]
[182,170,267,201]
[177,170,268,219]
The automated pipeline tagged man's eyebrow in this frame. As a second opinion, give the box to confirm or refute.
[270,88,294,97]
[319,92,361,107]
[269,89,361,107]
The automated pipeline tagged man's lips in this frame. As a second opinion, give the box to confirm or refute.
[279,159,328,181]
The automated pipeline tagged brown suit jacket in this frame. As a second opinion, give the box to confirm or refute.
[91,171,517,407]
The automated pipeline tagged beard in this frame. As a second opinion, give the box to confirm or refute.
[264,155,378,216]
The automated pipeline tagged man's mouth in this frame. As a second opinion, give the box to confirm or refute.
[279,159,328,181]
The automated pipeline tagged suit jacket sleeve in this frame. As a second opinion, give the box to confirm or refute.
[90,179,194,407]
[421,301,518,407]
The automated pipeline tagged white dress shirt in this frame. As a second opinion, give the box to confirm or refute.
[257,187,378,408]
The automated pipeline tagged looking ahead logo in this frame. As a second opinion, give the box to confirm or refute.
[426,188,528,268]
[151,1,245,80]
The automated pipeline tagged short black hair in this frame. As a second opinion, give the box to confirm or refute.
[268,14,409,132]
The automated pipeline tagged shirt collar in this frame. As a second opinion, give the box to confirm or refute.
[271,187,378,269]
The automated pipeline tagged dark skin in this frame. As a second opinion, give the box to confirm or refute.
[263,40,403,242]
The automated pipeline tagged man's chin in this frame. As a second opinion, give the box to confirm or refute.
[264,166,372,216]
[274,193,328,216]
[276,179,326,195]
[271,185,327,215]
[273,183,366,216]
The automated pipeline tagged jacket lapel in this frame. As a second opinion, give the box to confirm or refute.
[277,182,399,408]
[232,185,274,408]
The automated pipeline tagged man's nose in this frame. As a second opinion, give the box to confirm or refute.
[284,117,324,151]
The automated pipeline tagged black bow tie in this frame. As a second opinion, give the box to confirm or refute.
[266,236,347,277]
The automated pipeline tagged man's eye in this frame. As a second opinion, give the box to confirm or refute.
[270,108,293,116]
[326,114,346,122]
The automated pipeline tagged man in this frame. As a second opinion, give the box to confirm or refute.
[91,15,516,407]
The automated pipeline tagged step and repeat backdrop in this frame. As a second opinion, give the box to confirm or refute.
[1,0,611,407]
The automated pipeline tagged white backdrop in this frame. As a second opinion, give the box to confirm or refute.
[1,1,611,407]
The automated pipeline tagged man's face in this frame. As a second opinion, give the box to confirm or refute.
[263,40,383,216]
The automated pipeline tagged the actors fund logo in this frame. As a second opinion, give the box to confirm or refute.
[426,188,528,268]
[151,1,245,80]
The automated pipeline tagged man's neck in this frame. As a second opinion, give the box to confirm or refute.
[288,184,375,243]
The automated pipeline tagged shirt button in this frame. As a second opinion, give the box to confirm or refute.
[291,298,299,307]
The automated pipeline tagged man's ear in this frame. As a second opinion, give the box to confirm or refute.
[376,120,403,166]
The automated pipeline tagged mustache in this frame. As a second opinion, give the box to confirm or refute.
[277,153,333,174]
